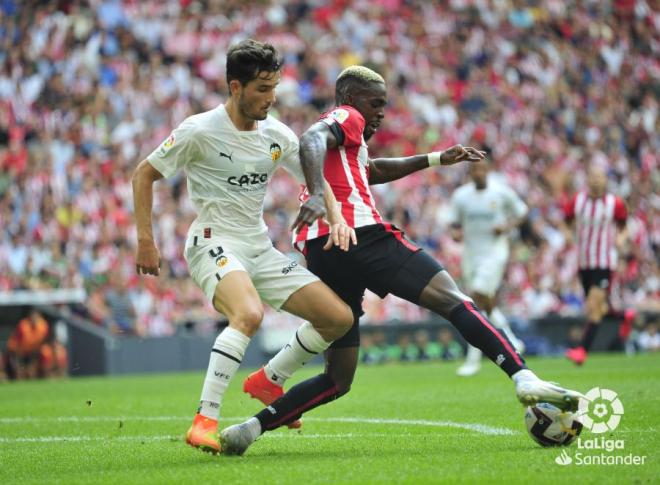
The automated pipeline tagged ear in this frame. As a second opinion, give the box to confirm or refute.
[229,79,242,97]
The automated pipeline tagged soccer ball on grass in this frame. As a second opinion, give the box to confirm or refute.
[524,402,583,447]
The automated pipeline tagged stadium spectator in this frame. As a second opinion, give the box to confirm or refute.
[0,0,656,340]
[359,333,386,365]
[436,328,464,361]
[637,321,659,352]
[38,331,68,378]
[104,274,140,336]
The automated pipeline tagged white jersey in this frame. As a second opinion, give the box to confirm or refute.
[147,104,304,247]
[449,179,528,262]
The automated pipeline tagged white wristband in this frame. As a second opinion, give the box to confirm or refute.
[428,151,443,167]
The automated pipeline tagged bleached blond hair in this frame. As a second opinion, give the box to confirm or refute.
[335,65,385,104]
[337,65,385,84]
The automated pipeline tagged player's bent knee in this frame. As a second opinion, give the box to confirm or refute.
[327,371,352,397]
[337,303,354,331]
[337,382,352,397]
[320,301,353,340]
[230,308,264,335]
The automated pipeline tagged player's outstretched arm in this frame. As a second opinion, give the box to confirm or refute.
[368,145,486,185]
[132,159,164,276]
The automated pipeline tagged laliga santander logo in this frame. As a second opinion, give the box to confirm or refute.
[577,387,624,434]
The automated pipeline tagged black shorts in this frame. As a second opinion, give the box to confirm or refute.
[304,224,444,348]
[579,268,612,295]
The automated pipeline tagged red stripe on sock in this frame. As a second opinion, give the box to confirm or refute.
[269,385,339,429]
[464,300,524,367]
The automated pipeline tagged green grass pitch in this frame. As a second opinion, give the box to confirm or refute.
[1,353,657,484]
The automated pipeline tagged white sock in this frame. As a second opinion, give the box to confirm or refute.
[244,417,262,440]
[463,344,482,365]
[512,369,539,384]
[198,326,250,419]
[264,321,332,385]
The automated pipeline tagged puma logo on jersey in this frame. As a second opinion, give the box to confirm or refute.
[219,151,233,162]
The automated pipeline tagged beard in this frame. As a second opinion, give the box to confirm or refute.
[239,94,268,121]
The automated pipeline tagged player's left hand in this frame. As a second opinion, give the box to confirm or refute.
[291,194,326,233]
[441,145,486,165]
[323,222,357,251]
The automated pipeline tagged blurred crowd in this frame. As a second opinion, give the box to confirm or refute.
[360,328,464,365]
[0,0,658,338]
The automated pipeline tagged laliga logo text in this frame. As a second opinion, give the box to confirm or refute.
[556,387,647,466]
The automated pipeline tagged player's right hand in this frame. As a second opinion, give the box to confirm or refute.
[323,222,358,251]
[291,194,326,233]
[136,241,161,276]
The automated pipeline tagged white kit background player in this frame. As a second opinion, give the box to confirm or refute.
[132,40,354,454]
[449,161,528,376]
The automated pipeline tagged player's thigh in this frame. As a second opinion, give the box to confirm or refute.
[250,248,351,334]
[418,270,473,319]
[282,280,352,321]
[250,248,322,310]
[464,257,506,298]
[212,272,263,325]
[185,241,263,325]
[372,248,461,315]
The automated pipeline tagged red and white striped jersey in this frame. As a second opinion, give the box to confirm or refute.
[294,105,385,248]
[564,191,627,270]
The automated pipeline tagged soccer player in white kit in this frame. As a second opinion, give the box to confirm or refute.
[449,161,528,376]
[132,40,354,454]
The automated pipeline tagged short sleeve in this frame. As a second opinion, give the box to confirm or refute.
[319,105,365,147]
[503,185,528,218]
[278,135,305,184]
[614,197,627,222]
[146,119,199,178]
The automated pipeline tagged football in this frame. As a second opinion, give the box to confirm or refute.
[524,403,584,447]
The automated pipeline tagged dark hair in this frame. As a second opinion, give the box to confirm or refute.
[226,39,283,89]
[335,76,363,105]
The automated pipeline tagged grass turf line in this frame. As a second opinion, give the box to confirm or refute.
[0,353,657,484]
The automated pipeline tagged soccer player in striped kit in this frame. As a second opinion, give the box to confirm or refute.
[564,165,631,366]
[219,66,585,455]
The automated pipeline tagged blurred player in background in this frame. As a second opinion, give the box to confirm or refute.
[132,40,355,454]
[450,161,528,377]
[5,309,50,380]
[564,165,632,366]
[220,66,585,455]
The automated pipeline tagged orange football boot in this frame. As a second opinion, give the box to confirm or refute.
[186,413,220,454]
[243,367,302,429]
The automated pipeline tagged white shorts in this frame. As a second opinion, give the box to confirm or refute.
[184,232,319,309]
[461,255,507,298]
